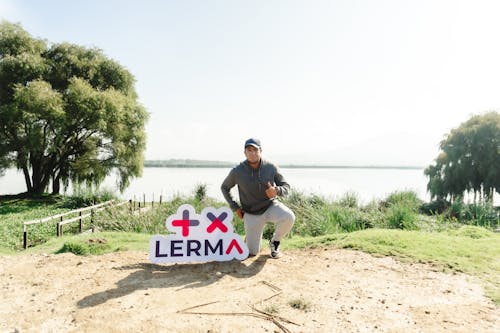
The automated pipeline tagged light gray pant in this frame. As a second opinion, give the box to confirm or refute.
[243,201,295,255]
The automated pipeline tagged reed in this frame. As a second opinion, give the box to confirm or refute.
[1,188,497,252]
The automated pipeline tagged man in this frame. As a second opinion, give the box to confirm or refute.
[221,138,295,258]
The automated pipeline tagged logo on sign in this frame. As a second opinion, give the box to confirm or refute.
[149,204,249,263]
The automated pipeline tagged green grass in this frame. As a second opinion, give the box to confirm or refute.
[0,195,71,250]
[25,232,151,255]
[288,298,312,311]
[284,226,500,304]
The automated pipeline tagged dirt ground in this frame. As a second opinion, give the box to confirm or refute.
[0,248,498,333]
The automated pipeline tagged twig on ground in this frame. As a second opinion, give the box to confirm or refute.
[260,280,282,292]
[176,300,220,313]
[177,289,300,333]
[250,304,300,326]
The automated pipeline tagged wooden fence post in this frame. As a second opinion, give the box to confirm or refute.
[23,225,27,249]
[57,216,63,237]
[79,211,83,233]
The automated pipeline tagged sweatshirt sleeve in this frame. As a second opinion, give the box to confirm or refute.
[221,168,240,211]
[274,166,290,197]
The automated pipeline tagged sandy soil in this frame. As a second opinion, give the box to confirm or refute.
[0,248,498,333]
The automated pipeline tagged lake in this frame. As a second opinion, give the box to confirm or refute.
[0,167,430,204]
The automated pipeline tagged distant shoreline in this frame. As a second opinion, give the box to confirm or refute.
[144,160,424,170]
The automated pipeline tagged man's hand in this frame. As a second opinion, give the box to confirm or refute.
[236,208,244,219]
[265,181,278,198]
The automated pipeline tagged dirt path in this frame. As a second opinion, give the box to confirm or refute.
[0,248,498,332]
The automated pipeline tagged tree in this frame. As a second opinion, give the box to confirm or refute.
[0,21,148,195]
[425,111,500,203]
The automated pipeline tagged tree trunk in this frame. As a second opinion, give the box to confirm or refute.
[31,175,49,195]
[30,156,42,194]
[22,165,32,193]
[52,173,61,194]
[30,161,51,195]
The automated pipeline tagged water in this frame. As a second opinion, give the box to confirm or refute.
[0,167,430,204]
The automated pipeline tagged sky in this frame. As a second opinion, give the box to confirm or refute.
[1,0,500,167]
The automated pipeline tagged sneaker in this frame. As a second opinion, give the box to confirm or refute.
[269,240,282,259]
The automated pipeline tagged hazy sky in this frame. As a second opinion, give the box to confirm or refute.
[2,0,500,166]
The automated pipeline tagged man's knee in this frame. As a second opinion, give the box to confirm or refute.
[282,205,295,224]
[274,202,295,221]
[244,237,259,255]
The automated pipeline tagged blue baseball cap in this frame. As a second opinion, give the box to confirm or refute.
[244,138,261,149]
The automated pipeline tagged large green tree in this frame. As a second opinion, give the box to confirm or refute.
[425,112,500,203]
[0,21,148,194]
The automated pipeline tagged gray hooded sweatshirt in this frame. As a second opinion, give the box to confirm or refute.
[221,159,290,215]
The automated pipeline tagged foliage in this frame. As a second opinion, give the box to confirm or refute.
[263,304,280,314]
[56,238,110,255]
[0,21,148,195]
[420,198,448,215]
[425,111,500,203]
[379,190,421,230]
[194,183,208,202]
[2,187,497,252]
[91,193,225,234]
[461,202,499,228]
[58,187,117,209]
[338,191,359,208]
[0,194,70,249]
[384,190,423,211]
[288,298,311,311]
[385,203,418,230]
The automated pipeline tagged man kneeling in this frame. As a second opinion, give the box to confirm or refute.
[221,138,295,258]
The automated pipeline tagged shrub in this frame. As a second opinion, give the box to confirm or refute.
[462,202,498,228]
[446,201,464,219]
[386,203,418,230]
[56,238,110,255]
[282,191,370,236]
[420,199,448,215]
[194,183,208,202]
[94,203,173,234]
[92,188,228,235]
[380,191,421,230]
[385,190,422,211]
[338,191,359,208]
[288,298,311,311]
[58,187,117,209]
[263,224,275,240]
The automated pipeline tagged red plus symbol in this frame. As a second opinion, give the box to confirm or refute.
[172,210,199,237]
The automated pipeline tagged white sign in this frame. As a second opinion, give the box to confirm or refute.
[149,204,249,263]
